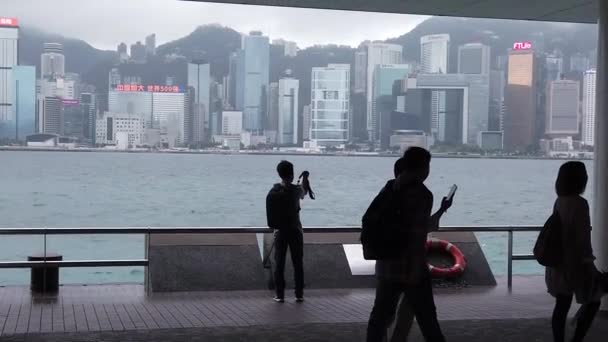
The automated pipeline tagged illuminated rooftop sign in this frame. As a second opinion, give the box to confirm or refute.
[115,84,181,93]
[513,41,532,50]
[0,17,18,27]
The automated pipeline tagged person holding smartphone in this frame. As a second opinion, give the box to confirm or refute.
[367,147,454,342]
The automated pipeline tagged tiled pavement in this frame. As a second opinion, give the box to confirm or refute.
[0,276,604,340]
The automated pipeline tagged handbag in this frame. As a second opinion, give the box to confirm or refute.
[533,212,563,267]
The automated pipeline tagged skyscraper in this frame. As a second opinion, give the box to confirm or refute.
[278,73,299,145]
[117,43,129,63]
[11,66,36,140]
[364,43,403,140]
[237,31,270,131]
[145,34,156,56]
[354,50,367,94]
[545,54,564,81]
[545,80,580,136]
[0,17,18,135]
[505,48,538,150]
[420,34,450,74]
[267,82,279,132]
[458,43,490,75]
[41,43,65,79]
[271,39,298,57]
[302,105,311,141]
[130,41,146,63]
[372,64,411,143]
[187,61,210,144]
[582,69,596,146]
[489,69,506,131]
[570,53,590,73]
[41,97,62,135]
[80,93,97,145]
[311,64,350,146]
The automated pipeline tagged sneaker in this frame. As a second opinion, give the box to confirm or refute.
[273,297,285,303]
[296,297,304,303]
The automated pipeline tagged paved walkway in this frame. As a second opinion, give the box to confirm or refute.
[0,276,604,341]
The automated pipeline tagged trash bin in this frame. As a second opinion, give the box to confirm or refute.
[28,252,62,293]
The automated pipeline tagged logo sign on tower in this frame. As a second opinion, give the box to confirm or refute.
[513,41,532,50]
[0,17,18,27]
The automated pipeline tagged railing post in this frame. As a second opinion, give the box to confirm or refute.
[43,226,47,296]
[145,227,151,295]
[507,229,513,290]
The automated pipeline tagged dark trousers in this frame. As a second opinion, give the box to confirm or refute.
[552,294,600,342]
[367,277,445,342]
[273,229,304,299]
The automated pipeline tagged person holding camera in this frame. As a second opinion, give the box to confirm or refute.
[266,160,314,303]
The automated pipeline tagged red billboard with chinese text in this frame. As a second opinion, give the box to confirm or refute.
[0,17,18,27]
[114,84,182,93]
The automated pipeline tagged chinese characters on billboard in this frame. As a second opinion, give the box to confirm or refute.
[513,41,532,50]
[0,17,18,27]
[115,84,182,93]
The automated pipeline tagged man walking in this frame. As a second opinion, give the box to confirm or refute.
[266,160,308,303]
[367,147,452,342]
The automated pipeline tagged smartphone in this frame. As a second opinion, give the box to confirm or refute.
[447,184,458,201]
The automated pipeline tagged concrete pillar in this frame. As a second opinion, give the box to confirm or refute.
[592,0,608,310]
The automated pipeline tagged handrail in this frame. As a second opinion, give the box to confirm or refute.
[0,225,543,290]
[0,225,543,235]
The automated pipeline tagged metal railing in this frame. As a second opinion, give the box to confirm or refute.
[0,225,542,289]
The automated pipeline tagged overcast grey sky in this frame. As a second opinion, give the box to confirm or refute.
[3,0,428,50]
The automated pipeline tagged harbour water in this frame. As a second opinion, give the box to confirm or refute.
[0,151,593,285]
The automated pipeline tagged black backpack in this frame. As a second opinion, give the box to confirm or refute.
[361,180,407,260]
[533,212,563,267]
[266,185,298,230]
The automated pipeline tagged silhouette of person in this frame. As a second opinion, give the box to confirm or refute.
[546,161,601,342]
[367,147,452,342]
[266,160,309,303]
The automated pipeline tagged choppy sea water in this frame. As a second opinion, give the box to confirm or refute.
[0,151,593,285]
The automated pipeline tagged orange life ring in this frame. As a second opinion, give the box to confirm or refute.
[426,239,466,278]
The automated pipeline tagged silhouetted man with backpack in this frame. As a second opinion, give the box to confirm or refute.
[363,147,452,342]
[266,160,311,303]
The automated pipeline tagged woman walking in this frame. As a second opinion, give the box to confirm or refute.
[546,161,601,342]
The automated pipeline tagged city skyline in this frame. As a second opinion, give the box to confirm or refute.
[2,0,427,50]
[0,8,600,156]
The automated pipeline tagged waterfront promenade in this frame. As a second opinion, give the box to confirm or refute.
[0,276,605,341]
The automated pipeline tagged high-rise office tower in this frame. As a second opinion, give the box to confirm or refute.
[420,34,450,74]
[62,99,84,139]
[364,43,403,140]
[41,43,65,79]
[372,64,411,144]
[582,69,596,146]
[311,64,350,146]
[302,105,311,141]
[570,53,590,73]
[458,43,491,75]
[10,66,36,140]
[489,69,506,131]
[505,48,538,149]
[278,73,299,145]
[545,53,564,81]
[187,61,210,144]
[267,82,279,132]
[41,97,62,135]
[145,34,156,56]
[354,50,367,94]
[80,93,97,145]
[545,80,580,136]
[228,52,241,109]
[0,18,18,122]
[0,17,19,138]
[421,34,450,141]
[236,31,269,131]
[117,42,129,63]
[130,41,146,63]
[271,39,298,57]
